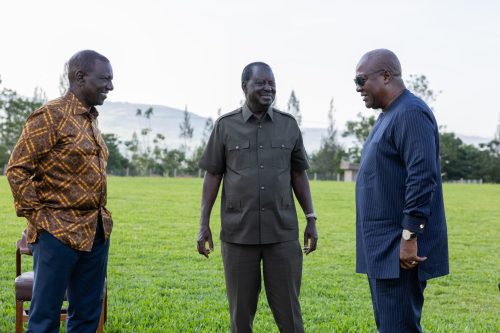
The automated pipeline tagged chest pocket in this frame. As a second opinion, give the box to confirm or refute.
[271,139,293,169]
[227,140,251,170]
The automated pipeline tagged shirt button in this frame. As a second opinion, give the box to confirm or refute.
[281,144,285,149]
[419,224,424,229]
[235,145,239,149]
[260,165,264,169]
[261,207,265,211]
[260,186,265,190]
[259,145,263,149]
[259,125,262,129]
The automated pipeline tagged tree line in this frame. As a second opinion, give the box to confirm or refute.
[1,75,499,182]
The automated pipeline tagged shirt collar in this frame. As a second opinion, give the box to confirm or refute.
[64,91,99,118]
[242,103,274,122]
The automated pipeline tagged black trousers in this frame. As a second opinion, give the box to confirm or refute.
[221,240,304,333]
[368,268,427,333]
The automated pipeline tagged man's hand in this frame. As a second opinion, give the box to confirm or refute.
[400,238,427,269]
[197,225,214,258]
[197,172,222,258]
[303,218,318,255]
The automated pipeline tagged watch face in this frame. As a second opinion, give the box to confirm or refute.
[402,230,411,240]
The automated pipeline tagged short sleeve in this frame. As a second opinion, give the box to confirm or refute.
[198,119,226,175]
[290,123,309,171]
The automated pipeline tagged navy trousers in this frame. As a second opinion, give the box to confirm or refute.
[221,240,304,333]
[26,221,109,333]
[368,268,427,333]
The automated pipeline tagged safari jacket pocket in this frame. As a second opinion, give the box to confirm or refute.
[227,140,251,170]
[271,139,292,169]
[224,197,242,232]
[225,198,242,213]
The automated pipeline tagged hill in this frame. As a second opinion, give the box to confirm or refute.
[98,101,492,154]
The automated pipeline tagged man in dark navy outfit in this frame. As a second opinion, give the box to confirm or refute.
[354,49,449,333]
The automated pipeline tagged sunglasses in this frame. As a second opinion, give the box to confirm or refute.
[354,69,386,87]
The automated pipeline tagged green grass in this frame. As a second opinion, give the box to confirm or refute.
[1,177,499,332]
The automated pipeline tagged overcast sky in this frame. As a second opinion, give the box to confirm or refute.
[1,0,499,138]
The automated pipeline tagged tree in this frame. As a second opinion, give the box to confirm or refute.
[310,98,345,178]
[102,133,129,175]
[201,117,214,146]
[123,107,170,176]
[161,149,185,176]
[405,74,441,109]
[186,117,214,176]
[179,105,194,153]
[286,90,302,126]
[439,132,500,182]
[136,107,154,155]
[58,61,69,96]
[0,86,44,167]
[487,113,500,157]
[342,112,376,162]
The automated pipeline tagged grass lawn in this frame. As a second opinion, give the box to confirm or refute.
[1,177,499,332]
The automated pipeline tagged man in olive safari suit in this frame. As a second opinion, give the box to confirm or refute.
[197,62,318,333]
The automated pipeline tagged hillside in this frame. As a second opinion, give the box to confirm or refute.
[98,101,492,154]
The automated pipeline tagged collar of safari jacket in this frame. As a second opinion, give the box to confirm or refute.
[242,103,274,122]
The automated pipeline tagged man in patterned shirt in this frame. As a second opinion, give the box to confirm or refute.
[7,50,114,332]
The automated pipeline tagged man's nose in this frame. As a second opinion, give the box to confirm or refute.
[355,85,362,93]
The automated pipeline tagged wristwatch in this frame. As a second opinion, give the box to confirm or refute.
[305,212,317,221]
[402,229,417,240]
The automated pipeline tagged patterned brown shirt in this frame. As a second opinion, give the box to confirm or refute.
[6,91,112,252]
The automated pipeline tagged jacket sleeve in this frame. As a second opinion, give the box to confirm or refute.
[6,108,58,217]
[395,107,439,234]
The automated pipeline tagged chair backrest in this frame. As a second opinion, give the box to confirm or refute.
[16,230,32,277]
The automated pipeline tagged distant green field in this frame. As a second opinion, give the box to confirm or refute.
[1,177,499,332]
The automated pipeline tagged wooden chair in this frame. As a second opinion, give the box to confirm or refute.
[15,230,107,333]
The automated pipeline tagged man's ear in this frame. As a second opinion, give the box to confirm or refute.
[383,70,393,85]
[75,70,86,86]
[241,81,247,94]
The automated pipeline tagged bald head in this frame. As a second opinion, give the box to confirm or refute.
[355,49,405,110]
[358,49,402,79]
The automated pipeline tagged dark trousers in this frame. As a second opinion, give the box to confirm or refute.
[221,240,304,333]
[27,221,109,333]
[368,268,427,333]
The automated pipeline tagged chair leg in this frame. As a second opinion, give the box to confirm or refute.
[16,301,24,333]
[96,293,106,333]
[104,292,107,323]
